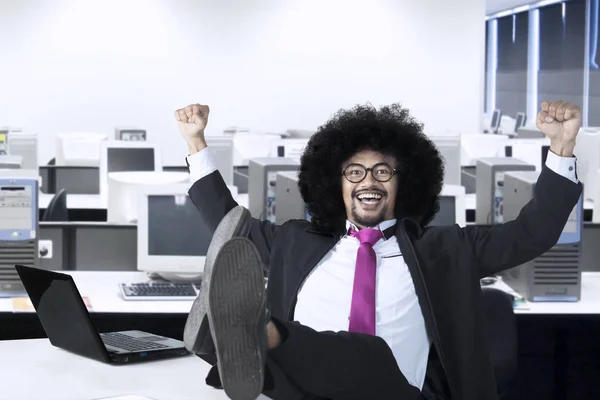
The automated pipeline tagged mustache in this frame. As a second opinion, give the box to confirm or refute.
[352,188,387,198]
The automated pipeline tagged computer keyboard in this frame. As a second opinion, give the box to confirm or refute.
[101,332,168,352]
[120,282,199,301]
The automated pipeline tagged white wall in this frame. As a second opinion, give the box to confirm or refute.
[0,0,485,166]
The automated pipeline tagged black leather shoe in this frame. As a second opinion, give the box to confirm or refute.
[207,237,268,400]
[183,206,252,354]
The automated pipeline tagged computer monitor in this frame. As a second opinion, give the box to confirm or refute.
[136,184,212,282]
[55,133,107,167]
[7,133,37,170]
[514,112,526,133]
[504,138,551,171]
[107,171,190,224]
[99,141,161,196]
[498,115,516,136]
[428,184,466,227]
[0,176,39,296]
[460,133,510,166]
[205,136,234,185]
[431,135,461,186]
[490,110,502,133]
[232,133,282,166]
[574,128,600,203]
[115,127,147,141]
[270,139,309,163]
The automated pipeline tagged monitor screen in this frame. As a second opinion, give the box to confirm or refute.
[429,196,456,226]
[491,110,501,131]
[514,114,524,132]
[147,195,212,256]
[107,148,155,173]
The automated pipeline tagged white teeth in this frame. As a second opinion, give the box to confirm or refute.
[358,193,382,200]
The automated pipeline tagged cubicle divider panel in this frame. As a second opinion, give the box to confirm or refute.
[40,223,137,271]
[73,224,137,271]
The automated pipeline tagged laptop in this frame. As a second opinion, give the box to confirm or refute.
[15,265,190,364]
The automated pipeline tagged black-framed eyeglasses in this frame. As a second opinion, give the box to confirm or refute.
[342,163,396,183]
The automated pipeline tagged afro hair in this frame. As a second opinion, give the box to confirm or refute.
[298,103,445,232]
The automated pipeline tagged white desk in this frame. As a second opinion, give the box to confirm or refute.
[464,193,594,213]
[37,193,249,210]
[490,272,600,314]
[0,271,194,314]
[0,339,270,400]
[37,191,589,219]
[39,192,106,209]
[2,271,600,316]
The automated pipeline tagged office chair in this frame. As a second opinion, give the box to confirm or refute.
[42,189,68,221]
[481,287,518,399]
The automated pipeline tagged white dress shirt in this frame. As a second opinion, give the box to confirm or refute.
[187,146,578,389]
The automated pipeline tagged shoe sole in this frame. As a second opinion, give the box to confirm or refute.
[183,206,252,354]
[208,237,266,400]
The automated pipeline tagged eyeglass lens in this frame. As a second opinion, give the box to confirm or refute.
[344,163,394,182]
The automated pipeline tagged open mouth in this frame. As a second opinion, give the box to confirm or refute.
[356,192,383,205]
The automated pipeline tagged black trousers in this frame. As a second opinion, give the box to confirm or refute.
[203,319,431,400]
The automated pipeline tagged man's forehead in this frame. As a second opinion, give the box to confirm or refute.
[345,150,396,165]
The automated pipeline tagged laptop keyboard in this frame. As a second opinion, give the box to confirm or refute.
[100,332,169,352]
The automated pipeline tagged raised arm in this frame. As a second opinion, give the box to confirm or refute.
[463,100,584,277]
[175,104,278,266]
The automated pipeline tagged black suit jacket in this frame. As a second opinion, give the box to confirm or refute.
[188,165,582,400]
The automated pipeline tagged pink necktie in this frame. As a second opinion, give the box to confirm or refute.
[348,228,383,336]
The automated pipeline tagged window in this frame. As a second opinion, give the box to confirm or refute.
[538,0,586,119]
[495,12,529,117]
[485,21,489,113]
[589,0,600,125]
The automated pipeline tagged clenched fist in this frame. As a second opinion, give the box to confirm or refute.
[175,104,210,153]
[536,100,581,157]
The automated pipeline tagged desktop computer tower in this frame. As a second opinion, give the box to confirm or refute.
[501,171,582,302]
[275,171,306,224]
[475,158,535,225]
[248,158,299,222]
[0,177,39,296]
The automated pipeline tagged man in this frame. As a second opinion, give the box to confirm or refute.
[175,101,583,400]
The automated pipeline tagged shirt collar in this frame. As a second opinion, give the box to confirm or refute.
[345,218,397,237]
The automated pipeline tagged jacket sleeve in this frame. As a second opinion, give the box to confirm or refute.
[187,170,278,268]
[462,165,583,278]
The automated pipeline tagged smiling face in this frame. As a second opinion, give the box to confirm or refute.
[341,149,398,228]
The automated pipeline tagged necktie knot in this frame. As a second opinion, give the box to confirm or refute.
[349,227,383,246]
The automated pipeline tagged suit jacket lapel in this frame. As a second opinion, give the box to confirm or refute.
[297,226,341,281]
